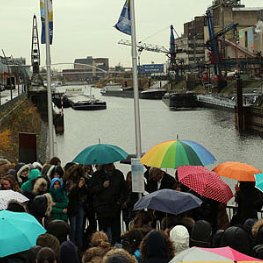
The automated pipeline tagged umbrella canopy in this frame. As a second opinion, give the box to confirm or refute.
[177,166,233,204]
[140,140,216,168]
[133,189,202,215]
[170,246,261,263]
[0,190,29,210]
[254,174,263,192]
[202,246,260,261]
[213,162,261,182]
[0,210,46,257]
[72,143,129,165]
[120,152,145,165]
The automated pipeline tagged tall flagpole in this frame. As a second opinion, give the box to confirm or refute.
[44,0,54,159]
[130,0,142,158]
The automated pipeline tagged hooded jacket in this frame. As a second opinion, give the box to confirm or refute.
[220,226,252,255]
[49,178,69,221]
[21,169,42,193]
[29,193,54,226]
[170,225,189,255]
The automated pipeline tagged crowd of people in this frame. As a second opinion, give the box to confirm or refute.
[1,157,263,263]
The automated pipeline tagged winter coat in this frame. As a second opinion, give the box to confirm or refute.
[22,177,48,201]
[21,169,42,193]
[145,173,177,193]
[49,179,69,221]
[29,193,54,227]
[220,226,252,256]
[66,181,87,216]
[233,182,263,225]
[90,168,126,219]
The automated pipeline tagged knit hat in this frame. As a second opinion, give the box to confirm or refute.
[170,225,189,244]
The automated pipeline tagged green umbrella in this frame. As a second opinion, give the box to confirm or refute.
[73,143,129,165]
[0,210,46,257]
[255,173,263,192]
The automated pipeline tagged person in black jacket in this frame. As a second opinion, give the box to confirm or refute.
[145,167,177,224]
[232,182,263,225]
[64,164,87,251]
[90,163,126,245]
[145,167,177,193]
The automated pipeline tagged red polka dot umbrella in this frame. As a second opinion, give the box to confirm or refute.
[177,166,233,204]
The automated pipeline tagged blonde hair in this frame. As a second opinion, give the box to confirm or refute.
[90,231,111,249]
[102,248,137,263]
[82,247,106,263]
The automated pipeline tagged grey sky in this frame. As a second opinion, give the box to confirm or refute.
[1,0,262,69]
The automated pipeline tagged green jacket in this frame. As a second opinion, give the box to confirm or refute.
[49,187,69,221]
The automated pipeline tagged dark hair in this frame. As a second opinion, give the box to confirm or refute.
[49,157,61,166]
[140,230,175,261]
[36,247,56,263]
[121,229,144,254]
[50,165,64,178]
[36,233,60,260]
[7,200,26,212]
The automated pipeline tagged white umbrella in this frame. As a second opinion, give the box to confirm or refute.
[0,190,29,210]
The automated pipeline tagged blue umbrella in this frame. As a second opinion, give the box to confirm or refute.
[73,143,129,165]
[0,210,46,257]
[255,173,263,192]
[133,189,202,215]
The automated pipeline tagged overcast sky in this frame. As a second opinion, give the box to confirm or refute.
[0,0,262,69]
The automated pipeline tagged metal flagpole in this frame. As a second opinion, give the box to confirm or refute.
[44,0,54,158]
[130,0,142,158]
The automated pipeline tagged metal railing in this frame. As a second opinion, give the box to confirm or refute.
[226,204,263,220]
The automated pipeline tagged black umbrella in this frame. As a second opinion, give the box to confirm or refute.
[133,189,202,215]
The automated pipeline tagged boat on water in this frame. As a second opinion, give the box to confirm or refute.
[100,82,123,94]
[140,88,166,100]
[71,99,107,110]
[52,93,71,108]
[162,91,198,109]
[70,87,107,110]
[100,81,167,100]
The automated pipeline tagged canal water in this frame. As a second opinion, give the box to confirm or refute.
[55,85,263,194]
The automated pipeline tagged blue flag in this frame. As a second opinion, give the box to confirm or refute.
[40,0,53,44]
[114,0,131,35]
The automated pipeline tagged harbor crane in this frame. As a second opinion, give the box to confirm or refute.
[118,25,181,77]
[31,15,43,86]
[118,39,168,54]
[206,7,238,89]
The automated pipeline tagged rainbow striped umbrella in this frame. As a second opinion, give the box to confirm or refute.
[140,140,216,168]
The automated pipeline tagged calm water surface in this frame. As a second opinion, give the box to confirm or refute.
[55,86,263,191]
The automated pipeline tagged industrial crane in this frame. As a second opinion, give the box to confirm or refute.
[31,15,43,87]
[118,39,168,54]
[118,25,181,77]
[206,7,238,89]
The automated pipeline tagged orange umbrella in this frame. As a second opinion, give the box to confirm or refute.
[213,161,261,182]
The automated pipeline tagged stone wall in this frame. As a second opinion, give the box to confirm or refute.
[0,94,47,163]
